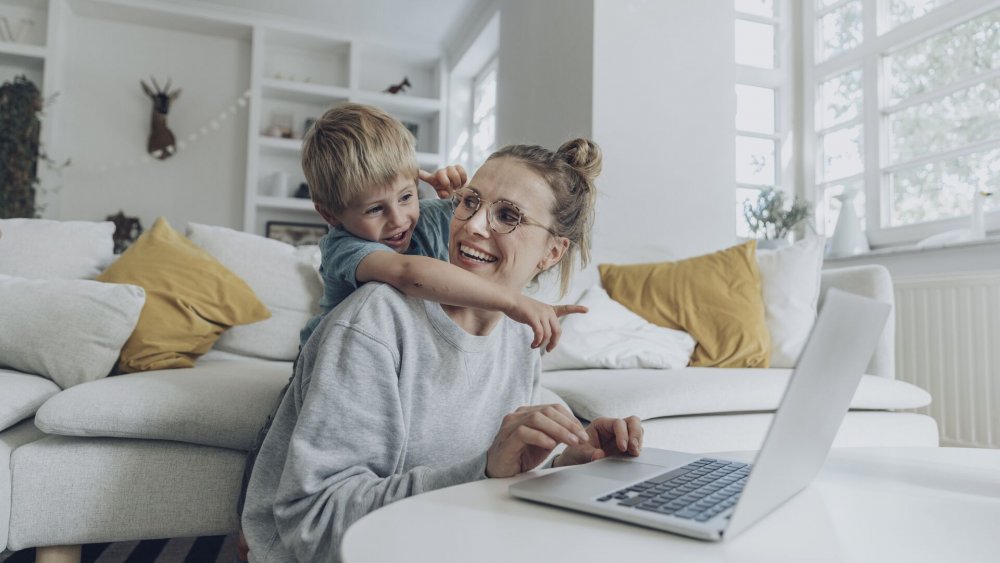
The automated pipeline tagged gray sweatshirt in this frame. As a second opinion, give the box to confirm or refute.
[242,282,541,562]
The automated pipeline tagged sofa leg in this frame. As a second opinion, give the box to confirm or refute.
[35,544,82,563]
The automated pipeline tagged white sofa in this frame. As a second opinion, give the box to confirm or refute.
[0,220,937,560]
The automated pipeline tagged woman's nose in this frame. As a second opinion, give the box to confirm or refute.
[465,205,491,237]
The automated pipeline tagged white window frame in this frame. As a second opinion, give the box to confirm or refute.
[803,0,1000,247]
[470,56,498,168]
[736,0,798,237]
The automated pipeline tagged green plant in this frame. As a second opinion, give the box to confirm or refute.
[0,75,52,219]
[743,187,812,240]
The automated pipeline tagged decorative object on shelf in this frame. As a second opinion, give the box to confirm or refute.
[827,186,870,258]
[0,16,33,44]
[265,111,293,138]
[140,77,181,160]
[384,76,411,94]
[82,89,249,175]
[294,182,310,199]
[743,187,812,249]
[402,120,419,141]
[265,221,328,246]
[265,171,289,197]
[105,210,143,254]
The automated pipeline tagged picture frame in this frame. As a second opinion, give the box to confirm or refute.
[265,221,329,246]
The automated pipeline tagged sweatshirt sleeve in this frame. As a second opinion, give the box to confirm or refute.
[272,321,487,561]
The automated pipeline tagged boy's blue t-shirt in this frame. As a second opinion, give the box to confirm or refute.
[299,197,453,345]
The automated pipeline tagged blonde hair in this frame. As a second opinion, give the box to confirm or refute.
[301,102,418,216]
[487,138,602,298]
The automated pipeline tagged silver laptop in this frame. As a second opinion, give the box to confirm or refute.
[510,288,890,541]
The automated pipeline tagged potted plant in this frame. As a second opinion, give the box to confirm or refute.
[0,75,45,218]
[743,187,812,249]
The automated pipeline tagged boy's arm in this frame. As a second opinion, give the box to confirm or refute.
[356,251,586,351]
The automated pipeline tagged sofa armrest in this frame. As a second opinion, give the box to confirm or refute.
[820,265,895,379]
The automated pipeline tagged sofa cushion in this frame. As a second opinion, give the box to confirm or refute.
[186,222,322,361]
[0,370,60,432]
[756,237,826,368]
[598,241,770,368]
[96,218,271,373]
[34,360,291,450]
[0,219,115,280]
[0,275,145,388]
[541,368,932,421]
[541,285,695,371]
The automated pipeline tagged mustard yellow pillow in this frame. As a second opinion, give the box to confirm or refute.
[598,241,770,368]
[97,217,270,373]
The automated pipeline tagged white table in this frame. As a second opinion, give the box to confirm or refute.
[342,447,1000,563]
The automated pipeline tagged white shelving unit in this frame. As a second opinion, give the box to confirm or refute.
[244,25,447,234]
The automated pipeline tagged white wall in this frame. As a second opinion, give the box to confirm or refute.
[51,15,250,230]
[495,0,594,150]
[591,0,735,260]
[493,0,735,263]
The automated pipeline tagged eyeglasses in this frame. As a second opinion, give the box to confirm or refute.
[451,188,559,236]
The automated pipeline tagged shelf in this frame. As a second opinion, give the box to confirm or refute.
[417,152,442,167]
[261,78,351,105]
[256,196,315,211]
[0,41,47,60]
[352,90,442,118]
[259,136,302,153]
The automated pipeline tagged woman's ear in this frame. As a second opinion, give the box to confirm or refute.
[537,236,570,272]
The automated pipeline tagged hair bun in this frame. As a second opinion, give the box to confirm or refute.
[556,138,602,181]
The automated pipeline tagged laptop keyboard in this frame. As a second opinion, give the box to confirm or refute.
[596,458,751,522]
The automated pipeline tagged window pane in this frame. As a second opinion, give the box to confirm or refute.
[886,0,956,31]
[818,68,863,130]
[819,125,863,182]
[817,0,842,8]
[735,0,774,18]
[885,9,1000,105]
[820,180,866,236]
[889,147,1000,226]
[472,114,495,165]
[736,187,763,238]
[818,1,863,61]
[888,77,1000,164]
[736,136,777,185]
[473,68,497,122]
[735,19,775,68]
[735,84,775,133]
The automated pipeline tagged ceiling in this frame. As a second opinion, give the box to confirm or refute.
[176,0,486,49]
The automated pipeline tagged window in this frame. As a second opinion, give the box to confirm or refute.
[806,0,1000,246]
[470,58,497,167]
[735,0,794,238]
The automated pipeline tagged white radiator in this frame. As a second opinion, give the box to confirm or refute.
[894,272,1000,448]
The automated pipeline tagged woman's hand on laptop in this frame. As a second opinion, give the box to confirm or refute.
[552,416,644,468]
[485,404,591,478]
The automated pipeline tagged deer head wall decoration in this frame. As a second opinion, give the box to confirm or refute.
[140,77,181,160]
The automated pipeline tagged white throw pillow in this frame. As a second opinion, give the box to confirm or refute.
[186,223,323,361]
[0,275,145,388]
[755,237,826,368]
[0,219,116,280]
[541,286,696,371]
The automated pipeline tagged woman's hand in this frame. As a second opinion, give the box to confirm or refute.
[486,404,590,478]
[553,416,644,467]
[506,294,588,352]
[419,165,468,199]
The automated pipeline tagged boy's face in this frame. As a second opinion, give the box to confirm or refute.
[324,174,420,253]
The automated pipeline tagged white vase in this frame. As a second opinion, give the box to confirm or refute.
[828,188,869,258]
[756,238,791,250]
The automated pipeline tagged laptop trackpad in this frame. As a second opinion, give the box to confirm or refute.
[573,459,666,482]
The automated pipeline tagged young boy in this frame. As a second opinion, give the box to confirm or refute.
[299,102,583,351]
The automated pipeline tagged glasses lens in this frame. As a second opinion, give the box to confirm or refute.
[453,191,479,220]
[491,202,522,234]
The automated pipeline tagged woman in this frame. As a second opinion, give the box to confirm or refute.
[242,139,643,562]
